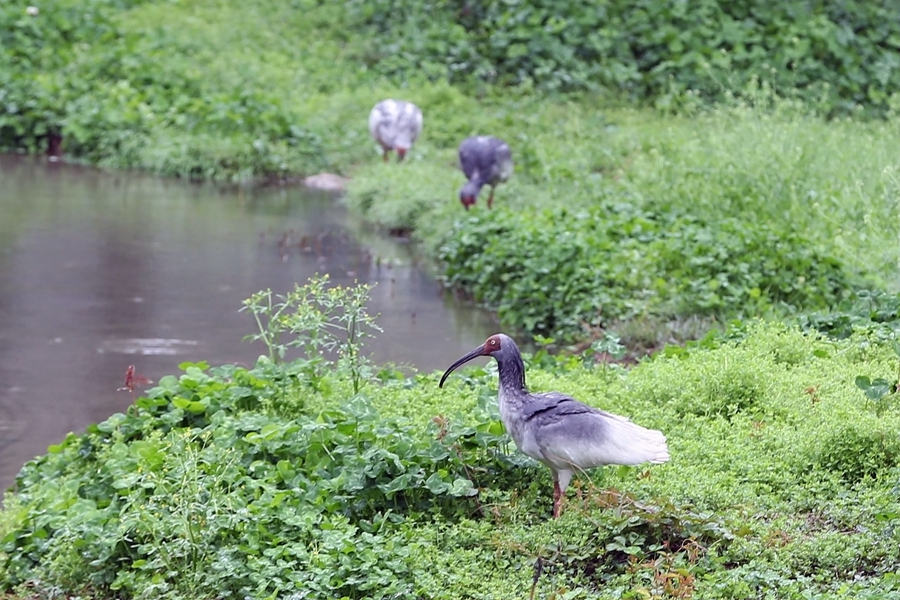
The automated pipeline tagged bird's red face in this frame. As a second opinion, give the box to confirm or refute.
[460,195,476,210]
[483,334,502,354]
[396,147,408,161]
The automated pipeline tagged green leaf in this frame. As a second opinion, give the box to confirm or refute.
[172,397,206,413]
[276,460,295,482]
[379,473,414,494]
[449,478,476,497]
[157,375,179,391]
[892,341,900,358]
[865,378,894,401]
[425,472,450,495]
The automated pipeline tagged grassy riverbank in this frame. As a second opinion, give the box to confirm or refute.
[347,100,900,346]
[3,280,900,599]
[3,0,899,347]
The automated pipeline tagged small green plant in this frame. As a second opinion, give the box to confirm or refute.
[854,340,900,414]
[241,274,382,394]
[579,331,628,381]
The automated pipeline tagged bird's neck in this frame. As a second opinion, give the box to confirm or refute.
[498,355,527,394]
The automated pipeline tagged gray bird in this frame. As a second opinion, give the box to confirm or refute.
[368,99,423,162]
[458,136,513,210]
[440,333,669,517]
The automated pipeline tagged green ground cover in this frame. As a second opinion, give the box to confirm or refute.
[348,100,900,345]
[4,280,900,599]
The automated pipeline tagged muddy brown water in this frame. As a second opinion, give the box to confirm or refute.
[0,155,499,492]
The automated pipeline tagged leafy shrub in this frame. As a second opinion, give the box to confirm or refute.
[349,0,900,115]
[0,0,329,179]
[0,0,138,152]
[0,360,511,598]
[800,290,900,341]
[438,204,856,341]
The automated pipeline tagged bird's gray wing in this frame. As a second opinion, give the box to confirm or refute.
[521,391,598,424]
[488,140,513,183]
[458,137,482,179]
[369,100,397,145]
[526,391,669,471]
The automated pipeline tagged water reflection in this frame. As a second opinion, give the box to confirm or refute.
[0,155,499,491]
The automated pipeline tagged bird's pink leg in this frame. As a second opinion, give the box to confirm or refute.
[552,481,562,518]
[487,188,495,209]
[382,149,390,163]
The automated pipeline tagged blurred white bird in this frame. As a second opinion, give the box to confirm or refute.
[368,99,423,162]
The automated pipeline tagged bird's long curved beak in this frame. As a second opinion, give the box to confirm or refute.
[439,345,486,388]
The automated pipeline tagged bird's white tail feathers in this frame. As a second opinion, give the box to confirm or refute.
[595,411,670,466]
[543,411,670,474]
[576,411,669,467]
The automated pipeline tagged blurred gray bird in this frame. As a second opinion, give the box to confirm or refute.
[368,99,423,162]
[440,333,669,517]
[458,136,513,210]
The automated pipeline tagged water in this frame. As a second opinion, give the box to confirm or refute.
[0,155,499,492]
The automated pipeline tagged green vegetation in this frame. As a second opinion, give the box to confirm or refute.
[5,3,900,594]
[349,101,900,344]
[1,0,368,179]
[350,0,900,114]
[3,0,900,343]
[5,281,900,598]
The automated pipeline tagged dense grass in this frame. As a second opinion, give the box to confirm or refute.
[5,316,900,598]
[347,99,900,343]
[1,0,394,178]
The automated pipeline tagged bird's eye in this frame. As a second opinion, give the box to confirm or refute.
[490,339,496,345]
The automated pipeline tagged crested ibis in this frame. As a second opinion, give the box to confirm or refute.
[458,136,513,210]
[368,99,423,162]
[440,333,669,517]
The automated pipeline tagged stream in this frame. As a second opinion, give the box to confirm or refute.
[0,155,499,491]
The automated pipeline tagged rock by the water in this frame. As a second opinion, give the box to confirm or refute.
[303,172,349,192]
